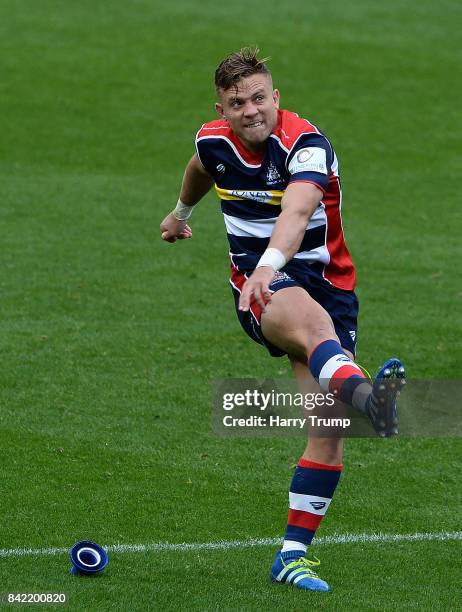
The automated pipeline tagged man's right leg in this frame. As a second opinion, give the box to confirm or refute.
[262,289,348,591]
[270,357,345,592]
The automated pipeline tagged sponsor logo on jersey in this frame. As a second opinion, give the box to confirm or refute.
[265,161,282,185]
[297,149,314,163]
[288,147,328,175]
[215,186,284,205]
[335,356,351,363]
[230,190,274,203]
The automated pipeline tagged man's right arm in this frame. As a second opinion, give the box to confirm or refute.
[160,154,214,243]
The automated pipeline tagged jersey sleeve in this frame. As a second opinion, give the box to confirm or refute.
[194,125,226,180]
[195,134,214,176]
[286,133,333,192]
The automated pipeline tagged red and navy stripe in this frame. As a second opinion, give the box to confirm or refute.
[285,459,342,546]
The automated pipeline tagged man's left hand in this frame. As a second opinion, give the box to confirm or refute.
[238,266,275,312]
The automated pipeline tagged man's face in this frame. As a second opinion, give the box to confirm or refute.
[216,74,280,153]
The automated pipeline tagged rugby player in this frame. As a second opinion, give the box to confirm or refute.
[160,48,405,592]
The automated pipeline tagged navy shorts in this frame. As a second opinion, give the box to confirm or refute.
[230,264,359,357]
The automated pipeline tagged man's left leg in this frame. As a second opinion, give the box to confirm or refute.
[261,287,405,437]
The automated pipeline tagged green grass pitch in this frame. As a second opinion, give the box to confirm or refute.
[1,0,461,609]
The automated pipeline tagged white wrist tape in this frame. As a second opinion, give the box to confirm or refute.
[172,199,194,221]
[256,248,287,272]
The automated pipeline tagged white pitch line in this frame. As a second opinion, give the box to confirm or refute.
[0,531,460,559]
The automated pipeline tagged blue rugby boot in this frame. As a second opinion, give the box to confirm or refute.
[366,358,406,437]
[270,550,330,592]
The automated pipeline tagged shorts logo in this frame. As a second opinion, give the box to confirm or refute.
[288,147,328,175]
[349,330,357,342]
[216,164,226,175]
[270,271,292,286]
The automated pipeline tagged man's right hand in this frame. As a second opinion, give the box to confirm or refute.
[160,212,193,243]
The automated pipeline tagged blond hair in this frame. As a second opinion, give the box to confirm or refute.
[214,47,271,92]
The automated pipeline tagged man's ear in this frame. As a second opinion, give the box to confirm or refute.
[215,102,225,119]
[273,89,280,108]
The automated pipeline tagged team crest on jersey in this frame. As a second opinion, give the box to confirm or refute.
[265,161,282,186]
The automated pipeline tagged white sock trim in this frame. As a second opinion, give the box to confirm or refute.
[318,354,363,384]
[281,540,307,553]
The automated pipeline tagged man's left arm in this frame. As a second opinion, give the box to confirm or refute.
[238,181,323,311]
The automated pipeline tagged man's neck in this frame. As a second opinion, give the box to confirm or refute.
[238,138,266,155]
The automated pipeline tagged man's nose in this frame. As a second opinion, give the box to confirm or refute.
[243,101,259,117]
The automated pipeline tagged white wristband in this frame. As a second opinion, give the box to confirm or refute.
[172,199,194,221]
[256,248,287,272]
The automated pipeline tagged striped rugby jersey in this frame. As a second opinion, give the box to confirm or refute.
[195,109,356,291]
